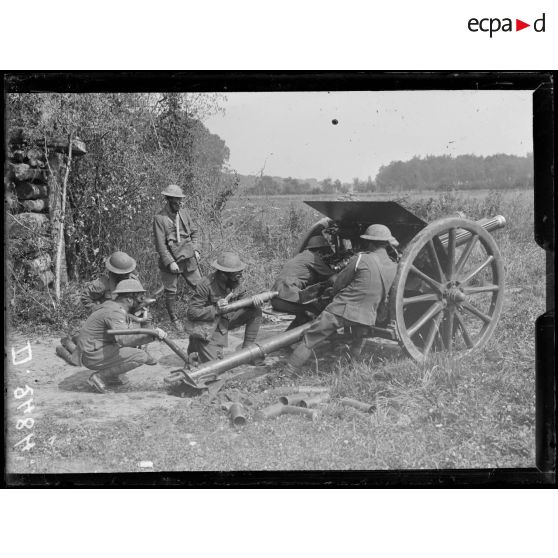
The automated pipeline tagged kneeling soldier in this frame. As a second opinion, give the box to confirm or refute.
[77,279,167,393]
[271,235,336,329]
[287,224,399,370]
[186,252,265,363]
[56,251,139,367]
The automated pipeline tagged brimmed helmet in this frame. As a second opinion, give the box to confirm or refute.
[211,252,246,273]
[105,251,137,274]
[306,236,331,250]
[112,278,146,295]
[360,224,399,247]
[161,184,186,198]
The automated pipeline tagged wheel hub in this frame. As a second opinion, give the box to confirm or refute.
[444,282,466,304]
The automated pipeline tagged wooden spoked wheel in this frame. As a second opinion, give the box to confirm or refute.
[391,217,505,363]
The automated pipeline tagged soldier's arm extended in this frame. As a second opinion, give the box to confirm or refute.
[153,215,175,267]
[105,310,155,347]
[186,281,217,321]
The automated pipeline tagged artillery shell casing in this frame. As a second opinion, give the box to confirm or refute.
[281,405,319,420]
[340,397,375,413]
[229,403,247,426]
[254,403,285,421]
[279,394,308,407]
[299,392,330,408]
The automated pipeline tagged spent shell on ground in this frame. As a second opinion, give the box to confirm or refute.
[254,402,285,421]
[340,397,375,413]
[279,394,308,406]
[299,392,330,408]
[281,405,319,421]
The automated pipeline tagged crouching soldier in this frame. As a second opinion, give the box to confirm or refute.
[56,251,139,367]
[286,225,399,370]
[185,252,265,363]
[77,279,167,393]
[271,235,336,329]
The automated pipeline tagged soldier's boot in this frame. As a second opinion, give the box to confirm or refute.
[143,349,157,365]
[60,336,77,353]
[165,292,184,333]
[103,374,130,387]
[87,372,108,394]
[288,343,314,370]
[55,345,81,367]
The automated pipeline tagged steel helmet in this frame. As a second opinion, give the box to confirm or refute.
[211,252,246,273]
[112,278,146,295]
[360,224,399,246]
[306,235,331,250]
[161,184,186,198]
[105,251,137,274]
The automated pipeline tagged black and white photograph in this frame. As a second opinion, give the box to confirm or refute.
[3,75,550,479]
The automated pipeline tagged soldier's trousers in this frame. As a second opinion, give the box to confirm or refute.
[187,306,262,363]
[81,345,150,378]
[160,259,202,294]
[271,297,321,330]
[289,310,368,368]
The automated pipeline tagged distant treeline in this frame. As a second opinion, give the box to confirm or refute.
[243,153,533,195]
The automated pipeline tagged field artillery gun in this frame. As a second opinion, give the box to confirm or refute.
[120,201,507,394]
[298,200,507,363]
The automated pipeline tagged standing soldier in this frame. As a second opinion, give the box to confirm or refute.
[153,184,202,332]
[185,252,265,363]
[77,279,167,394]
[286,225,399,370]
[56,251,138,366]
[271,235,336,329]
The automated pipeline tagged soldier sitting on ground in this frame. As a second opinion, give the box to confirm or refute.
[185,252,265,363]
[76,278,167,394]
[56,251,139,367]
[271,235,336,330]
[285,224,399,371]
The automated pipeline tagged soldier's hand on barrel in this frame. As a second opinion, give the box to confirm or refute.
[169,261,180,274]
[251,294,265,308]
[153,327,167,340]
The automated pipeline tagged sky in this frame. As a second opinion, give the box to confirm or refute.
[203,91,533,183]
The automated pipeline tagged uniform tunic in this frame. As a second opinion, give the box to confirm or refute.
[153,206,201,292]
[302,247,397,350]
[272,250,334,302]
[80,273,139,312]
[77,300,154,374]
[186,272,261,362]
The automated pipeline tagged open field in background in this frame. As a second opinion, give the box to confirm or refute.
[5,188,544,473]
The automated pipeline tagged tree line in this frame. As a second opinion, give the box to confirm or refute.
[243,153,533,195]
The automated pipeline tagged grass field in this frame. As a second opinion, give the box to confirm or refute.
[5,188,544,474]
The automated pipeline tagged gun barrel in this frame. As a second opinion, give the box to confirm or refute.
[216,291,278,315]
[439,215,506,248]
[189,322,313,383]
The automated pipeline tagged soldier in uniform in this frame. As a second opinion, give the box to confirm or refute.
[286,224,399,370]
[271,235,336,329]
[153,184,202,332]
[185,252,265,363]
[56,251,138,366]
[76,279,167,394]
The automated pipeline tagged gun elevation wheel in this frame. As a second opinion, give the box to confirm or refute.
[391,217,505,363]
